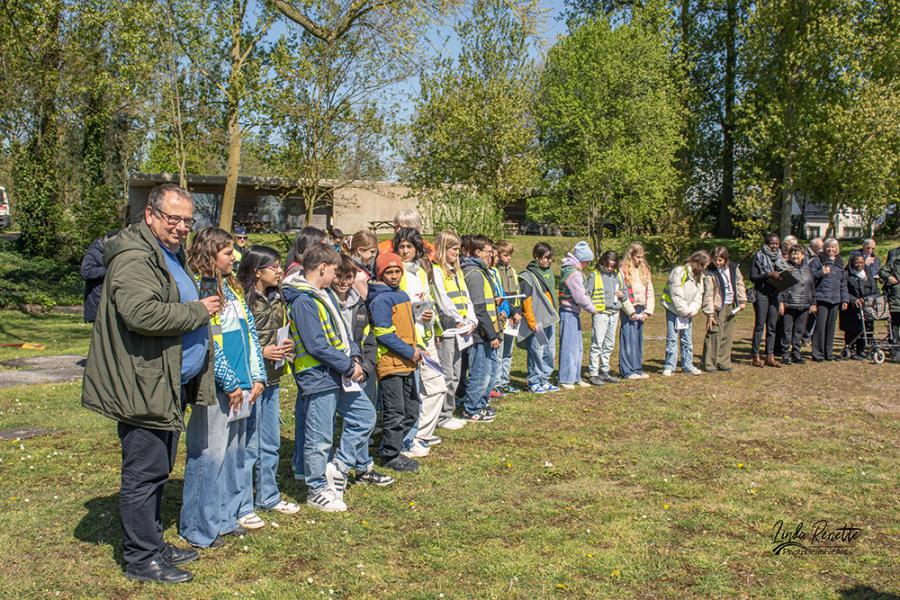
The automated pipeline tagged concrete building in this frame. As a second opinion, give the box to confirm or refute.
[127,173,422,233]
[792,199,872,240]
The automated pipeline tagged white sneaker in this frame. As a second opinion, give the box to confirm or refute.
[560,383,576,390]
[401,441,430,458]
[325,462,348,500]
[271,500,300,515]
[625,373,643,380]
[439,417,466,430]
[662,369,673,377]
[685,367,703,376]
[576,381,591,387]
[639,373,650,379]
[237,512,266,529]
[307,488,347,512]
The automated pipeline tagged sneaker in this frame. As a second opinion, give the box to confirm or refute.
[502,384,522,395]
[684,367,702,376]
[325,462,348,500]
[544,384,560,392]
[625,373,643,380]
[662,369,673,377]
[237,512,266,530]
[462,410,493,422]
[401,441,430,459]
[382,455,419,472]
[560,383,576,390]
[638,373,650,379]
[355,466,395,487]
[576,380,591,388]
[270,501,300,515]
[792,355,805,364]
[717,365,733,372]
[307,488,347,512]
[601,371,620,383]
[782,356,792,366]
[421,435,442,446]
[482,406,497,418]
[438,417,467,430]
[588,375,606,386]
[528,384,547,394]
[489,389,503,399]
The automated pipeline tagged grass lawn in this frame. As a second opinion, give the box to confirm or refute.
[0,304,897,599]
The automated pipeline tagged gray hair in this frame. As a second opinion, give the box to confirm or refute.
[809,237,824,250]
[147,183,192,211]
[863,238,876,248]
[824,237,839,249]
[393,208,423,230]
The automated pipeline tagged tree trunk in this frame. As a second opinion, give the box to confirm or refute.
[219,104,241,232]
[717,0,737,237]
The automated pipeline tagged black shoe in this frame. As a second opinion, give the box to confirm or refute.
[792,355,805,364]
[463,411,492,422]
[588,375,606,386]
[812,357,825,362]
[188,535,225,549]
[782,356,792,366]
[382,455,419,473]
[224,525,248,537]
[601,371,620,383]
[160,543,199,566]
[826,355,840,362]
[355,467,395,487]
[125,557,192,584]
[851,354,865,361]
[482,406,497,418]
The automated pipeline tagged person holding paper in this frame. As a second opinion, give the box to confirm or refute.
[181,227,266,549]
[283,244,378,512]
[777,245,816,364]
[395,228,447,457]
[809,238,849,361]
[586,250,626,385]
[700,246,747,372]
[519,242,561,393]
[368,251,425,471]
[558,241,599,388]
[660,250,711,376]
[750,233,789,367]
[236,245,301,528]
[494,240,523,395]
[618,243,654,380]
[432,231,477,429]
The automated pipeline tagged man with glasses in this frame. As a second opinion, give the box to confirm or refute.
[82,183,221,583]
[233,225,248,272]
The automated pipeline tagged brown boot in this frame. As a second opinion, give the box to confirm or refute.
[765,354,781,368]
[752,354,765,367]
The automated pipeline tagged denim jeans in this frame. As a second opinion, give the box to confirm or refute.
[181,390,247,548]
[526,324,555,388]
[304,387,375,493]
[618,307,645,377]
[240,384,281,514]
[664,309,694,371]
[462,341,498,414]
[589,311,619,376]
[292,388,306,479]
[496,334,515,388]
[558,310,584,384]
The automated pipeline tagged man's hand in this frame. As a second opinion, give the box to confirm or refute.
[865,255,875,265]
[200,295,221,316]
[490,338,501,349]
[249,381,264,404]
[227,388,243,412]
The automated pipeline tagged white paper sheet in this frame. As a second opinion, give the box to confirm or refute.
[456,331,474,350]
[675,315,691,330]
[227,389,252,423]
[342,377,362,392]
[273,324,291,368]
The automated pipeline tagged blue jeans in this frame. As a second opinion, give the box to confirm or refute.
[292,388,306,479]
[496,334,515,388]
[181,390,247,547]
[558,310,584,384]
[664,309,694,371]
[526,324,555,388]
[303,387,376,494]
[618,307,645,377]
[240,384,281,514]
[462,341,498,414]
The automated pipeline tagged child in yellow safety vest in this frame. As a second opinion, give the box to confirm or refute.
[660,250,711,376]
[584,250,627,385]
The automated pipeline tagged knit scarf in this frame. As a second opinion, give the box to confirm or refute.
[755,244,788,275]
[526,260,558,308]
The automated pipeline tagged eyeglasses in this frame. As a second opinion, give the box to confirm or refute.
[236,236,248,241]
[154,207,196,228]
[261,262,282,272]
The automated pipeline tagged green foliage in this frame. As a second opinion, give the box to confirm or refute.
[535,13,686,250]
[12,144,63,258]
[0,241,83,310]
[421,189,505,240]
[405,0,540,207]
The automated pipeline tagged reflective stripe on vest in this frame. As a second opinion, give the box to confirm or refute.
[661,268,690,306]
[289,285,348,372]
[478,271,500,330]
[440,266,469,318]
[589,269,625,312]
[400,266,434,344]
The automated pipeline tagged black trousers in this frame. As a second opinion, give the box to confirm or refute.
[117,422,179,570]
[891,312,900,357]
[781,307,809,358]
[844,321,875,356]
[379,373,420,461]
[752,292,779,356]
[812,301,840,360]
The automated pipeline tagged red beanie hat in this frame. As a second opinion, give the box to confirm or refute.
[375,252,403,281]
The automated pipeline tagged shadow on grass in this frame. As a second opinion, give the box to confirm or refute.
[838,586,900,600]
[73,480,184,570]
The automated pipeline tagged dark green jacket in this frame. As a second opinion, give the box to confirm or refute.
[879,247,900,312]
[247,288,287,383]
[81,222,216,431]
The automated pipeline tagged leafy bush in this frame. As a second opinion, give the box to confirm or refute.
[420,189,506,240]
[0,241,83,310]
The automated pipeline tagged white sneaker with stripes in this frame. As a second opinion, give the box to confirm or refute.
[325,462,348,501]
[307,488,347,513]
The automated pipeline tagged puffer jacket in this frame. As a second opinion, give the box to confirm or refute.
[810,256,849,305]
[247,287,288,383]
[661,264,704,317]
[778,263,816,309]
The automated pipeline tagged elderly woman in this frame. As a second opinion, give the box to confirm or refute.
[661,250,711,376]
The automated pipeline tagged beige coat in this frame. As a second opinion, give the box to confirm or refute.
[702,265,748,316]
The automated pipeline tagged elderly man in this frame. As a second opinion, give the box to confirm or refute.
[82,183,220,583]
[849,238,881,280]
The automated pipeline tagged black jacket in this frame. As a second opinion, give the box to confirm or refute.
[810,256,849,305]
[841,271,880,332]
[80,236,109,322]
[778,263,816,309]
